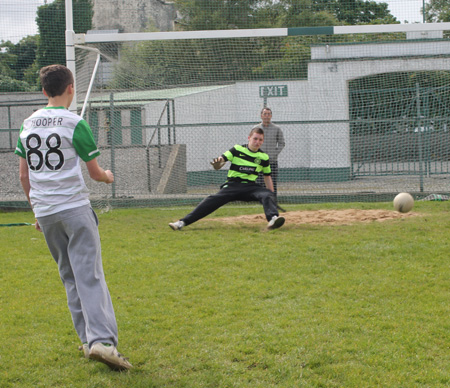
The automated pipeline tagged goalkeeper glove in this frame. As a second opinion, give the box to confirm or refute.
[210,157,225,170]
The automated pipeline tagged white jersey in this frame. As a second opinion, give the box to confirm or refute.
[15,107,100,217]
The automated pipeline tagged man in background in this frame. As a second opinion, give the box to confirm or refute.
[254,107,285,196]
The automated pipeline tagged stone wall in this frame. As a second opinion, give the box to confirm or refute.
[92,0,178,33]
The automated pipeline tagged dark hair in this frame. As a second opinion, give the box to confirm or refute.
[39,65,74,97]
[261,107,272,115]
[249,126,264,137]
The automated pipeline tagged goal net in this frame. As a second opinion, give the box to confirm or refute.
[71,24,450,209]
[2,16,450,210]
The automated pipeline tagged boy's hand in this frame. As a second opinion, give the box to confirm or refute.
[35,219,42,233]
[104,170,114,184]
[210,157,225,170]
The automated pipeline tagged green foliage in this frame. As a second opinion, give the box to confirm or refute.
[36,0,93,69]
[115,36,312,87]
[277,0,398,26]
[273,0,340,27]
[36,1,65,68]
[22,61,41,87]
[425,0,450,22]
[9,36,39,81]
[0,41,16,78]
[114,0,397,88]
[252,38,310,79]
[0,74,32,92]
[2,202,450,387]
[175,0,260,30]
[333,0,396,24]
[0,0,93,90]
[0,37,39,90]
[6,0,399,91]
[174,0,396,29]
[0,35,39,92]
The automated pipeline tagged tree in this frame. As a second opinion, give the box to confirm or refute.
[333,0,396,25]
[36,0,93,69]
[0,0,93,91]
[0,37,38,92]
[425,0,450,22]
[175,0,261,30]
[251,0,396,28]
[114,0,398,87]
[0,74,32,92]
[9,36,39,82]
[0,41,16,79]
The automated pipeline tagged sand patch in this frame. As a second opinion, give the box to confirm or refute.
[210,209,418,226]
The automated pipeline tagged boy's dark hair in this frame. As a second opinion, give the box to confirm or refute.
[40,65,74,97]
[261,107,272,114]
[249,126,264,137]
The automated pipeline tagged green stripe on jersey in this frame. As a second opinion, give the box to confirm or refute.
[223,144,270,182]
[73,120,100,162]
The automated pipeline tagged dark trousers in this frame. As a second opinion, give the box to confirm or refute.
[256,162,278,196]
[181,181,279,226]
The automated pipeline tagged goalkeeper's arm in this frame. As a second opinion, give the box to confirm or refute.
[210,156,226,170]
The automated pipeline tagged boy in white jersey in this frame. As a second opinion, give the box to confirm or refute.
[15,65,132,371]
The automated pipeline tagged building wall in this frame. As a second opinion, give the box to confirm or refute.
[92,0,178,33]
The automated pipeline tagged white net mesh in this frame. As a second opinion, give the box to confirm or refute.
[1,0,450,209]
[66,28,450,208]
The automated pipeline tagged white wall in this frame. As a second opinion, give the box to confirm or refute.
[142,81,311,172]
[140,41,450,173]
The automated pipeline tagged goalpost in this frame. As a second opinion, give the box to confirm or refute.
[67,12,450,209]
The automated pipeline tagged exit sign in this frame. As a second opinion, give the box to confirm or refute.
[259,85,288,98]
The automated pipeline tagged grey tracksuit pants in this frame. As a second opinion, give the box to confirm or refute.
[37,205,118,348]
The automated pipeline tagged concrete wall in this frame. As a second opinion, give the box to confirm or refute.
[141,81,309,173]
[83,144,186,196]
[92,0,177,33]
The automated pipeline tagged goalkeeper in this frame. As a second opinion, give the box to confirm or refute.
[169,127,285,231]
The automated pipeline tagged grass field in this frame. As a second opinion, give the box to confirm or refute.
[2,201,450,387]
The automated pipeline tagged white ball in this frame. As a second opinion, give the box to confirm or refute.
[393,192,414,213]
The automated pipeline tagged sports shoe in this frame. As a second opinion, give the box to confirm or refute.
[89,343,133,371]
[267,215,285,230]
[78,343,89,358]
[169,220,185,230]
